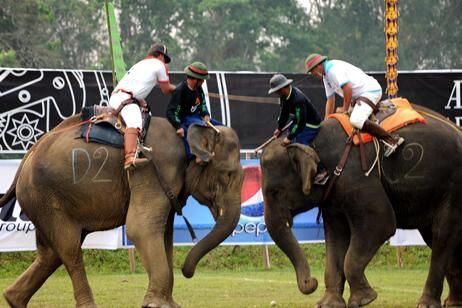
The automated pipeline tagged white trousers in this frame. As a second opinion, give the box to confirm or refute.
[109,92,142,130]
[349,91,382,129]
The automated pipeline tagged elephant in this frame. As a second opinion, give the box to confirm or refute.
[261,105,462,308]
[0,115,243,308]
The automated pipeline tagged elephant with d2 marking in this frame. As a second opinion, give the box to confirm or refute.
[261,107,462,308]
[0,116,243,308]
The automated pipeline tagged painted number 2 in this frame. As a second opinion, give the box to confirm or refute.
[72,147,112,184]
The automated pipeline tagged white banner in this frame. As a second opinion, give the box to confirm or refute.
[0,160,121,251]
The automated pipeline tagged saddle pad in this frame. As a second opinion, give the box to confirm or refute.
[329,97,427,145]
[80,122,124,148]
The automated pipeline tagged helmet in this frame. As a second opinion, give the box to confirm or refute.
[268,74,293,94]
[305,53,327,72]
[184,61,210,80]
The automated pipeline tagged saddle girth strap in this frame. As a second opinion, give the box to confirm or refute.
[355,129,368,172]
[322,136,354,203]
[149,156,197,242]
[354,96,379,114]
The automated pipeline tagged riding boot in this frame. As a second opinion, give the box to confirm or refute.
[361,120,404,157]
[124,127,149,170]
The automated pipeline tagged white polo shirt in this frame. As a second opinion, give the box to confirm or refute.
[322,60,382,99]
[114,57,169,100]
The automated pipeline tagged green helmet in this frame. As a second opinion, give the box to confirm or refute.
[305,53,327,73]
[184,61,210,80]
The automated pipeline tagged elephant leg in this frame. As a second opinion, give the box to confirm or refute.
[445,244,462,308]
[52,223,95,307]
[3,231,62,307]
[164,209,179,307]
[343,188,396,308]
[315,209,349,308]
[126,195,177,308]
[417,207,462,308]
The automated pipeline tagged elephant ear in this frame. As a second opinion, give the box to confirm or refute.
[287,144,320,195]
[187,123,219,163]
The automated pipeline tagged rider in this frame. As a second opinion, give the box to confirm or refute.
[166,61,222,163]
[109,43,176,170]
[305,53,404,157]
[268,73,328,184]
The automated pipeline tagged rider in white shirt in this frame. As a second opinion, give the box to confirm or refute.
[109,43,176,170]
[305,53,404,157]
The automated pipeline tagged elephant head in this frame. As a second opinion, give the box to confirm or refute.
[261,141,320,294]
[181,124,244,278]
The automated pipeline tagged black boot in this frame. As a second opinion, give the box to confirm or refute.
[362,120,404,157]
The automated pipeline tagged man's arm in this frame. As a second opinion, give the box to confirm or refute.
[325,95,335,119]
[166,89,182,129]
[337,82,352,113]
[159,81,176,94]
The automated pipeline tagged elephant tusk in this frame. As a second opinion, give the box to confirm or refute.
[286,221,290,228]
[219,208,224,217]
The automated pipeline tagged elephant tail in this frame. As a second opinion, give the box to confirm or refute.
[0,147,35,208]
[0,166,18,208]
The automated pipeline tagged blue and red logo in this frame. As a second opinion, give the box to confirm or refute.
[240,165,264,220]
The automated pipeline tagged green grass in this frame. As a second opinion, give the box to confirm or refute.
[0,269,447,307]
[0,244,442,307]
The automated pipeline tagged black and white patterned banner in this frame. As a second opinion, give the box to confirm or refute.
[1,68,461,153]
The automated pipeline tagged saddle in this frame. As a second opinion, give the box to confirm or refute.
[329,97,426,145]
[79,104,150,148]
[321,97,427,206]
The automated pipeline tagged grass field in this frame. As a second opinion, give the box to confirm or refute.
[0,244,446,307]
[0,268,448,307]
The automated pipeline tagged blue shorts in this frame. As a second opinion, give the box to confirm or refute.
[291,126,320,145]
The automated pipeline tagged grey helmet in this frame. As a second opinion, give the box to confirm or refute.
[268,74,293,94]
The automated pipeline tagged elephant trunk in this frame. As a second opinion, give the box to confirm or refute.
[265,205,318,294]
[182,194,241,278]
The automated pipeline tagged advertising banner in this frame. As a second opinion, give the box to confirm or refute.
[1,68,461,153]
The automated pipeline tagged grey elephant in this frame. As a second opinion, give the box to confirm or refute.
[261,106,462,308]
[0,116,243,308]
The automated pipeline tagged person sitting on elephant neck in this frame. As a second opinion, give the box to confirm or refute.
[166,61,222,164]
[109,43,176,170]
[268,73,328,185]
[305,53,404,157]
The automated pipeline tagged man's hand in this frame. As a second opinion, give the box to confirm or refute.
[336,106,347,113]
[203,115,210,123]
[273,128,281,137]
[281,137,291,147]
[176,128,185,138]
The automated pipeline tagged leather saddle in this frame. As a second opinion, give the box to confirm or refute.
[79,105,150,148]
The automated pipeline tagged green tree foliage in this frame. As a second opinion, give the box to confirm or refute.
[0,0,460,71]
[0,0,105,69]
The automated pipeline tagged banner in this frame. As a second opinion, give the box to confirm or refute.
[121,160,324,247]
[1,68,461,153]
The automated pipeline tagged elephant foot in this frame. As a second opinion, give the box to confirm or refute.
[444,296,462,307]
[4,287,26,308]
[315,291,346,308]
[348,287,377,308]
[76,303,97,308]
[417,294,441,308]
[142,297,180,308]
